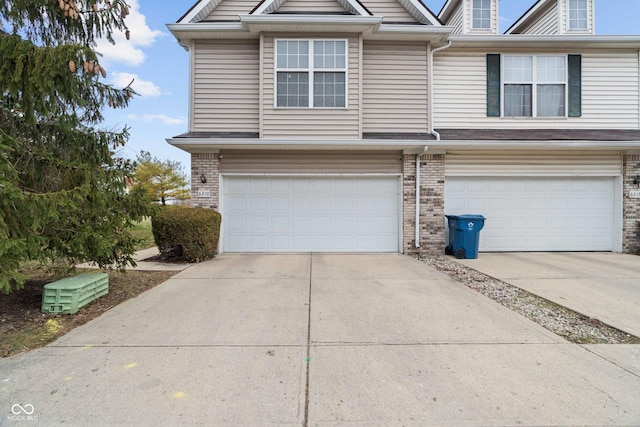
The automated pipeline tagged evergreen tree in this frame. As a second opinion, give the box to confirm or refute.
[133,151,190,206]
[0,0,157,293]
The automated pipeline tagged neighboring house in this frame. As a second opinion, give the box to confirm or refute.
[167,0,640,254]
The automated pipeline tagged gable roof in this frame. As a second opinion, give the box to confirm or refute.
[437,0,459,23]
[179,0,224,23]
[504,0,552,35]
[179,0,441,25]
[396,0,441,25]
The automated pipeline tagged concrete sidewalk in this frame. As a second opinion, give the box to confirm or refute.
[1,254,639,426]
[455,252,640,337]
[76,247,190,272]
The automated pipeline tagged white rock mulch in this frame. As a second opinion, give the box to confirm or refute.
[415,254,640,345]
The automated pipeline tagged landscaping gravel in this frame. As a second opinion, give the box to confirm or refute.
[415,254,640,345]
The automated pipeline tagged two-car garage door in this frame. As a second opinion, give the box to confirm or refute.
[444,152,620,252]
[445,177,615,251]
[222,176,400,252]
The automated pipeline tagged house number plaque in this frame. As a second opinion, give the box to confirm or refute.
[197,189,211,198]
[630,190,640,199]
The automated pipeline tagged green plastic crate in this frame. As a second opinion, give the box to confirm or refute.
[41,273,109,314]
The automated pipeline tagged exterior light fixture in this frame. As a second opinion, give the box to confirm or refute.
[633,175,640,187]
[200,174,207,183]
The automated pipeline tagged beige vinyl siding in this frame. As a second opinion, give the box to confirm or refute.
[362,41,428,133]
[366,0,417,23]
[445,151,622,176]
[582,51,640,127]
[219,150,402,173]
[519,2,558,35]
[193,40,259,132]
[262,35,360,139]
[277,0,346,13]
[433,49,640,129]
[205,0,255,20]
[448,3,464,34]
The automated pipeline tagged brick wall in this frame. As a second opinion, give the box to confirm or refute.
[623,154,640,254]
[402,154,417,253]
[190,153,220,210]
[402,154,446,254]
[418,154,445,253]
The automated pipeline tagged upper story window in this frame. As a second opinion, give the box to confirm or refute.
[276,40,347,108]
[568,0,588,30]
[503,55,566,117]
[472,0,491,29]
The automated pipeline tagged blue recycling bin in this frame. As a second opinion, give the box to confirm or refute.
[445,214,486,259]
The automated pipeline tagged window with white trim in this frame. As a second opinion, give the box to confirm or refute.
[472,0,491,29]
[568,0,588,30]
[503,55,566,117]
[276,40,347,108]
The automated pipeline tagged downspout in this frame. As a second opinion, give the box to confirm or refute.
[415,40,452,248]
[429,40,451,140]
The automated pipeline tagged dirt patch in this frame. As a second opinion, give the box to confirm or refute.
[0,269,176,358]
[141,254,191,264]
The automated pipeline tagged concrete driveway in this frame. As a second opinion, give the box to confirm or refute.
[455,252,640,337]
[1,254,639,426]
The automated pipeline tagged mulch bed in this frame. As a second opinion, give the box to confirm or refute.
[0,269,176,358]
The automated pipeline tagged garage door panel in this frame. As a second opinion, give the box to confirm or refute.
[445,177,614,252]
[223,176,399,252]
[293,216,311,231]
[271,197,289,211]
[335,216,354,230]
[250,216,268,231]
[292,180,311,193]
[271,235,289,250]
[335,181,354,193]
[313,180,332,193]
[313,216,332,231]
[355,216,375,230]
[314,197,332,211]
[250,179,269,192]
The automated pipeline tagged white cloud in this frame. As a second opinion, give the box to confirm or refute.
[125,113,186,125]
[139,114,186,125]
[111,72,161,97]
[95,0,164,67]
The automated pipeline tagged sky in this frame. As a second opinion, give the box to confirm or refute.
[102,0,640,174]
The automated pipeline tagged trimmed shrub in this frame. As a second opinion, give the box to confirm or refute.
[151,206,221,262]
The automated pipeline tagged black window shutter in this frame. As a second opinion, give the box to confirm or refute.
[486,54,501,117]
[568,54,582,117]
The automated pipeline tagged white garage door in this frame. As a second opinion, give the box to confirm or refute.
[445,177,615,251]
[222,176,400,252]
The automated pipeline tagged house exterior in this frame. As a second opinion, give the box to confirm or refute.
[167,0,640,254]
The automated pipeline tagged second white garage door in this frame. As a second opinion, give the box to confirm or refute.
[222,176,400,252]
[445,177,615,252]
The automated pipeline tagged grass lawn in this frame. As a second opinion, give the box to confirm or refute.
[131,217,155,251]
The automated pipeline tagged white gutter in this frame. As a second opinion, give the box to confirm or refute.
[449,34,640,43]
[414,40,451,249]
[446,34,640,49]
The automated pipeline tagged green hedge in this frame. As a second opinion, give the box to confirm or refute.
[151,206,221,263]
